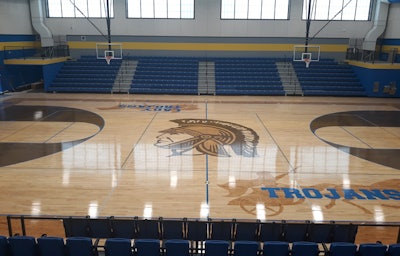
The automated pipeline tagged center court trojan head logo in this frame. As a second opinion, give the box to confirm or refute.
[155,119,259,157]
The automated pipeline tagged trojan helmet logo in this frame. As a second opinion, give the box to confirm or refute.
[155,119,259,157]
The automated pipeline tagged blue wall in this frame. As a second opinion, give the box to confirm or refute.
[3,65,42,91]
[352,66,400,97]
[43,62,64,91]
[1,34,40,92]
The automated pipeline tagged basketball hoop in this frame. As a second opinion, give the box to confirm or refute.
[106,55,112,65]
[304,58,311,68]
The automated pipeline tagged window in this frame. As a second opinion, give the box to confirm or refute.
[127,0,194,19]
[221,0,289,20]
[302,0,372,21]
[47,0,114,18]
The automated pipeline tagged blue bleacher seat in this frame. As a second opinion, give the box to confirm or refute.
[328,242,357,256]
[66,237,98,256]
[164,239,189,256]
[131,57,199,95]
[291,241,319,256]
[293,60,366,96]
[387,244,400,256]
[0,236,9,256]
[233,241,259,256]
[104,238,132,256]
[48,57,121,93]
[262,241,289,256]
[37,236,66,256]
[135,239,160,256]
[204,240,230,256]
[358,243,387,256]
[8,236,38,256]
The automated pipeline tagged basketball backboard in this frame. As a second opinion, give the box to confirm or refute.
[96,43,123,60]
[293,45,320,62]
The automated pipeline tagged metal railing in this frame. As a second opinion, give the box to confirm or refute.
[3,45,70,60]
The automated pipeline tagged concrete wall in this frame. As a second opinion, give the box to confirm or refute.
[43,0,376,39]
[0,0,34,34]
[385,4,400,38]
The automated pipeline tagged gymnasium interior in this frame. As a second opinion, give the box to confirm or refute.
[0,1,400,256]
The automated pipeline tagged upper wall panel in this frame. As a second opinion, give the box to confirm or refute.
[0,0,34,35]
[42,0,377,39]
[385,4,400,38]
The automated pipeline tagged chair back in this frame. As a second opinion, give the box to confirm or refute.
[37,236,66,256]
[104,238,132,256]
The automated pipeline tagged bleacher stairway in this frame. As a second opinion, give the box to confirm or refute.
[198,61,216,95]
[276,62,303,96]
[112,59,137,93]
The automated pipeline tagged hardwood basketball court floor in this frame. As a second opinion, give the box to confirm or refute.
[0,92,399,242]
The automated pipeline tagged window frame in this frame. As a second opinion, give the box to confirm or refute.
[126,0,195,19]
[46,0,115,18]
[220,0,290,20]
[302,0,373,21]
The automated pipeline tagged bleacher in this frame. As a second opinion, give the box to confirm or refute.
[3,215,400,256]
[293,60,366,96]
[130,57,199,95]
[48,57,122,93]
[214,58,285,96]
[45,56,372,97]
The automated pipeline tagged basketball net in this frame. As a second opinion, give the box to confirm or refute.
[304,58,311,68]
[106,55,112,65]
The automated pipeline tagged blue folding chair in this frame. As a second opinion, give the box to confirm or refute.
[307,222,335,243]
[291,241,319,256]
[66,237,97,256]
[388,244,400,256]
[104,238,132,256]
[165,239,189,256]
[234,241,259,256]
[259,222,284,242]
[135,218,162,239]
[110,219,136,239]
[209,220,233,241]
[358,243,387,256]
[329,242,357,256]
[263,241,289,256]
[205,240,230,256]
[37,236,66,256]
[0,236,9,256]
[186,220,208,255]
[234,221,260,241]
[283,223,309,243]
[8,236,38,256]
[162,219,186,240]
[332,224,358,243]
[135,239,160,256]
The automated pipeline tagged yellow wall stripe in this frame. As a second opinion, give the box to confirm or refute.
[68,41,348,52]
[381,45,400,52]
[347,60,400,69]
[4,57,70,65]
[0,41,40,50]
